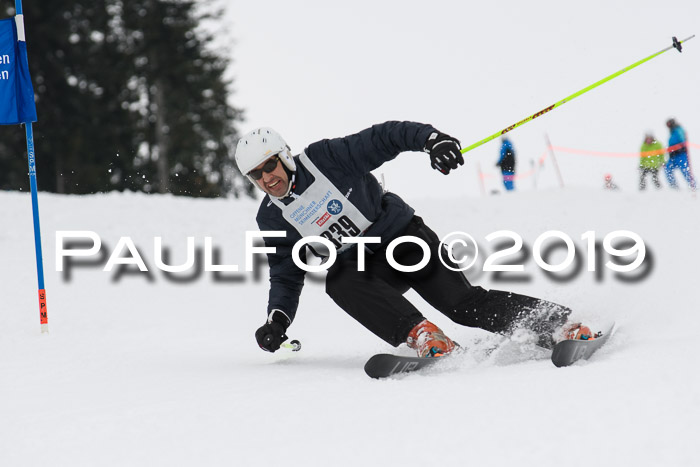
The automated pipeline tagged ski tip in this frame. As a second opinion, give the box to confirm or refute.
[602,322,617,337]
[551,321,616,367]
[364,354,390,379]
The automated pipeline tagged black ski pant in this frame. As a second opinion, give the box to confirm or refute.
[326,216,571,349]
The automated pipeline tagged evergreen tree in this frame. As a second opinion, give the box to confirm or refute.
[0,0,248,198]
[0,0,131,194]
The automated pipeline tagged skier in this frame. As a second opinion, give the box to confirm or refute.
[664,118,696,191]
[235,122,589,358]
[496,137,516,191]
[639,133,664,190]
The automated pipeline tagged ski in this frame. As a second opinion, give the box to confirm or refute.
[551,323,616,367]
[364,353,442,379]
[365,324,616,377]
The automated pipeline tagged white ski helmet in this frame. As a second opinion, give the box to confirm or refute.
[235,127,296,186]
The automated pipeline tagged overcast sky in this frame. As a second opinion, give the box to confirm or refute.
[223,0,699,197]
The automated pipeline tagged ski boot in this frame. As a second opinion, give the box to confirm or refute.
[407,319,455,357]
[562,322,600,341]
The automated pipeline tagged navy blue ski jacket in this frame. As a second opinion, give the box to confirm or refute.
[255,121,436,323]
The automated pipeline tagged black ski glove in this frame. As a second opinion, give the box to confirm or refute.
[424,131,463,175]
[255,309,290,352]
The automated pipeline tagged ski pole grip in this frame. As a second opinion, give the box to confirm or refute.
[281,339,302,352]
[263,334,300,351]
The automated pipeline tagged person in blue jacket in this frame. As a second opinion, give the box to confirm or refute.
[664,118,696,191]
[497,137,516,191]
[235,122,585,358]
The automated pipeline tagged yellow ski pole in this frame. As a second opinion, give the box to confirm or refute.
[461,35,695,155]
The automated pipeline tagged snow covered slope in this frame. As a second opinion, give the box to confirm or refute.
[1,188,697,466]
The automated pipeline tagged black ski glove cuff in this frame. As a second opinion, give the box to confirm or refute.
[424,131,463,175]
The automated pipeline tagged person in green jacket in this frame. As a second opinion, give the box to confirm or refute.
[639,133,664,190]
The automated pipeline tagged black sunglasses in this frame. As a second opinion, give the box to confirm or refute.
[248,156,280,180]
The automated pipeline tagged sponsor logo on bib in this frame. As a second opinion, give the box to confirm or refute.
[327,199,343,215]
[316,212,331,227]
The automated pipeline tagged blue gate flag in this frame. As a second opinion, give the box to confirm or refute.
[0,15,36,124]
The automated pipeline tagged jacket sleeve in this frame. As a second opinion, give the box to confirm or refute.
[307,121,436,178]
[256,203,306,323]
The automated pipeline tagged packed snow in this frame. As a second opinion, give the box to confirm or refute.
[3,0,700,464]
[1,185,697,466]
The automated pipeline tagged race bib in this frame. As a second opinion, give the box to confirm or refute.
[270,152,372,255]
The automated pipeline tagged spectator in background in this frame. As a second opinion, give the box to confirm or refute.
[639,133,664,190]
[664,118,696,191]
[497,137,516,191]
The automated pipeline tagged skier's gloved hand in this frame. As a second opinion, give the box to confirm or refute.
[255,309,291,352]
[424,131,463,175]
